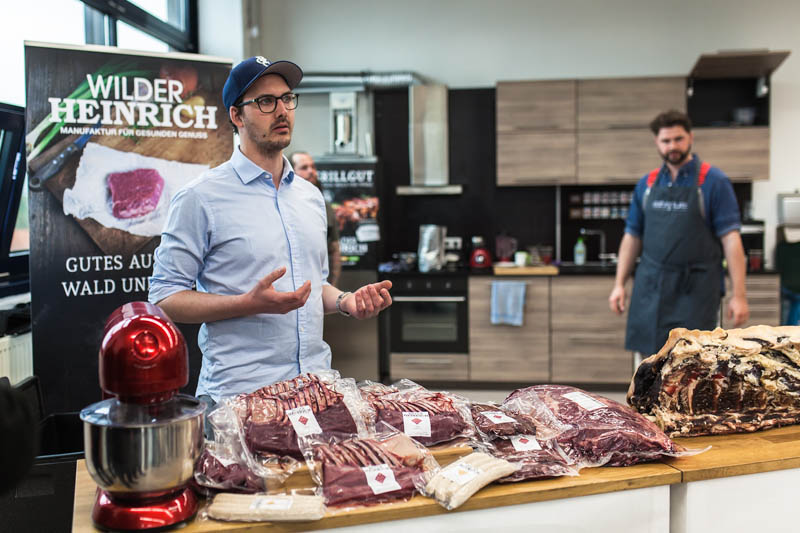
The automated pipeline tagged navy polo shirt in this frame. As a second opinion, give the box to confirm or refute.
[625,154,742,239]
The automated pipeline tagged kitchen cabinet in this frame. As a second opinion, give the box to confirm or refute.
[497,80,576,132]
[721,274,780,329]
[389,353,469,381]
[577,129,658,184]
[497,131,576,185]
[468,277,550,382]
[550,276,632,384]
[576,77,685,184]
[577,77,686,130]
[496,80,576,186]
[692,127,769,181]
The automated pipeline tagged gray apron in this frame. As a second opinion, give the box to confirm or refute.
[625,160,722,355]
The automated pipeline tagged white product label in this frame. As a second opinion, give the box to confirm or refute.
[481,411,517,425]
[362,464,402,495]
[249,496,293,511]
[563,391,606,411]
[209,451,236,468]
[510,434,542,451]
[402,411,432,437]
[441,462,481,485]
[286,406,323,437]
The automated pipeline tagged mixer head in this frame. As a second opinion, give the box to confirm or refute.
[99,301,188,404]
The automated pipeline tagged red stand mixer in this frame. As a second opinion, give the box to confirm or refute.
[80,302,205,531]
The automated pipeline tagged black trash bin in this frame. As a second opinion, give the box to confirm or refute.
[0,377,84,533]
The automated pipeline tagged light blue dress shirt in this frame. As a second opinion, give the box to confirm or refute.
[149,147,332,401]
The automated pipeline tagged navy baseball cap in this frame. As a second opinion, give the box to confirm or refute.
[222,56,303,109]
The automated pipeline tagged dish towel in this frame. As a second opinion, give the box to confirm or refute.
[490,281,526,326]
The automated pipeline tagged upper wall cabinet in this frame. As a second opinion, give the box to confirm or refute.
[497,80,576,132]
[578,77,686,130]
[692,127,770,181]
[496,80,577,185]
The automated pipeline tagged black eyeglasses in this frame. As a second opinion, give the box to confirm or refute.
[237,92,299,113]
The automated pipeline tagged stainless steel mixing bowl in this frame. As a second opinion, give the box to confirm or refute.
[81,394,205,496]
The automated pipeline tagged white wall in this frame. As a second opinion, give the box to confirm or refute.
[250,0,800,267]
[198,0,244,62]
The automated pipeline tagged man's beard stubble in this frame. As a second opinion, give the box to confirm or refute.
[242,111,292,157]
[662,144,692,166]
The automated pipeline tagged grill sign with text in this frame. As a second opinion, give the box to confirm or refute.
[316,159,380,269]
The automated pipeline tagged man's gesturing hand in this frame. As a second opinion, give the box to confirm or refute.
[243,267,311,314]
[340,280,393,319]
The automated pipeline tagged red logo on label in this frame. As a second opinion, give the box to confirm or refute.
[375,473,386,483]
[412,418,422,425]
[519,437,529,444]
[298,416,308,425]
[493,415,502,419]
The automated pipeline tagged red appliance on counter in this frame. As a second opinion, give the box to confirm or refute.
[469,235,492,270]
[80,302,205,531]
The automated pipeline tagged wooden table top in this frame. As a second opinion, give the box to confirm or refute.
[74,426,800,531]
[72,459,679,532]
[667,424,800,482]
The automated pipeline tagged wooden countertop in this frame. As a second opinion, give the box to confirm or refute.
[72,460,679,532]
[493,265,559,276]
[73,426,800,531]
[667,424,800,482]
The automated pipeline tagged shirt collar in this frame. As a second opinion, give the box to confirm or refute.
[659,153,698,184]
[231,147,295,186]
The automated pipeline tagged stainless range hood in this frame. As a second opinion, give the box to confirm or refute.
[298,73,460,195]
[397,84,462,196]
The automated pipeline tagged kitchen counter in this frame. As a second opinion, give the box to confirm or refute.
[71,425,800,532]
[71,459,678,532]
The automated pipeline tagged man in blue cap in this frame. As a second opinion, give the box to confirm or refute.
[149,57,392,407]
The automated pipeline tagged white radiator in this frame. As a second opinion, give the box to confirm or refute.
[0,332,33,384]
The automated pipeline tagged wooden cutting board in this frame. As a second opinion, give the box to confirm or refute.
[28,93,231,256]
[494,265,559,276]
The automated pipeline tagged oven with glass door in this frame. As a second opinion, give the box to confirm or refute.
[380,273,469,382]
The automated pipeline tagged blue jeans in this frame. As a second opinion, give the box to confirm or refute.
[781,286,800,326]
[198,394,216,441]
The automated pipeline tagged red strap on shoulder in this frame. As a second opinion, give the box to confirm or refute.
[646,168,660,187]
[697,162,711,186]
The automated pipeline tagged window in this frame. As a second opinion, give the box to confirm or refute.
[81,0,197,52]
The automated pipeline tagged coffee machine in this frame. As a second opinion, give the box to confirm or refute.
[80,302,205,531]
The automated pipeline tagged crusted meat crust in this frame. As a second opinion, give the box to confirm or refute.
[628,325,800,437]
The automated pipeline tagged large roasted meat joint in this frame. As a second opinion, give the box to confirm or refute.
[628,325,800,437]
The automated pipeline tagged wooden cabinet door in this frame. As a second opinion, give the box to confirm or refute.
[497,80,576,132]
[577,129,659,184]
[578,77,686,130]
[551,276,632,384]
[721,275,780,329]
[692,127,769,181]
[469,277,550,382]
[497,131,576,185]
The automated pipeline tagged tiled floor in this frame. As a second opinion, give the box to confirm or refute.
[449,388,628,404]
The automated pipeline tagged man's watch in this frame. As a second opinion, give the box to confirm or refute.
[336,291,352,317]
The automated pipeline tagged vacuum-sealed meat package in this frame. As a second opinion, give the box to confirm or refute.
[229,373,371,460]
[300,424,438,507]
[471,399,577,482]
[470,402,537,438]
[505,385,698,467]
[367,388,474,446]
[194,442,267,494]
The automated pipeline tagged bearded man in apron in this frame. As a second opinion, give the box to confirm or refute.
[609,110,750,359]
